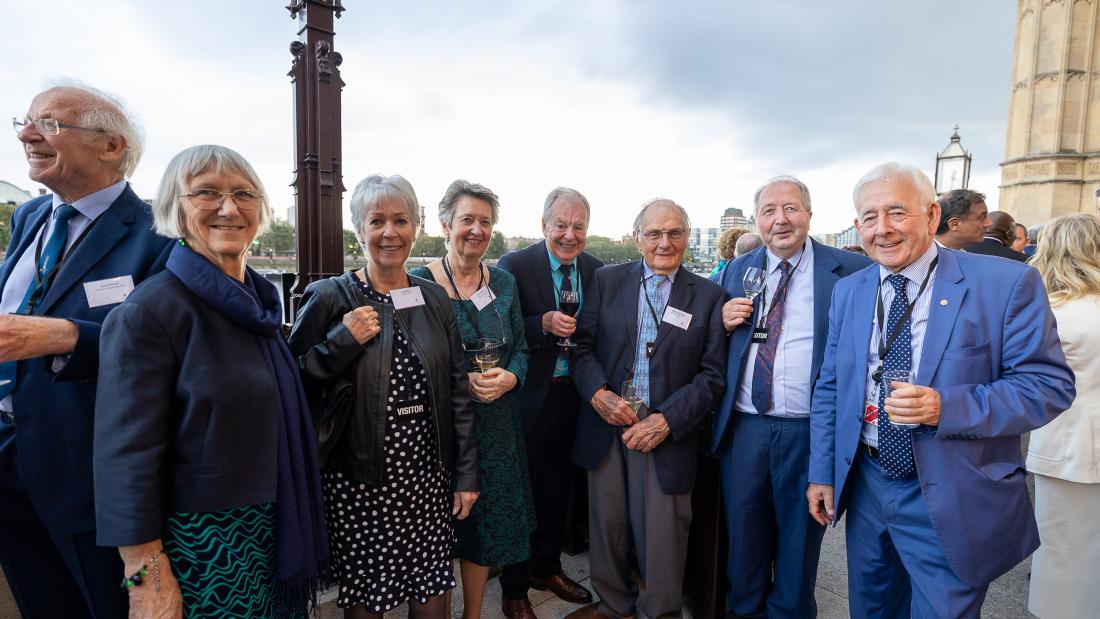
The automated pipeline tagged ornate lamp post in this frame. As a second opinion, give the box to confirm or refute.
[934,125,972,196]
[287,0,346,318]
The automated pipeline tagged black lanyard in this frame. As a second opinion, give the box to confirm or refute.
[872,256,938,381]
[360,271,417,395]
[640,274,669,326]
[442,255,506,350]
[753,249,805,330]
[23,210,97,315]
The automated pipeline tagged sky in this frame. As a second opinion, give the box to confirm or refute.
[1,1,1018,238]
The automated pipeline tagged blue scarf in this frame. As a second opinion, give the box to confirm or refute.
[166,244,329,614]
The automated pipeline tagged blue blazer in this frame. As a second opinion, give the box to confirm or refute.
[572,261,728,494]
[808,246,1075,586]
[496,241,603,431]
[0,187,172,533]
[711,240,870,452]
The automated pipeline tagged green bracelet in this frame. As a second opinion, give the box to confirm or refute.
[120,565,149,590]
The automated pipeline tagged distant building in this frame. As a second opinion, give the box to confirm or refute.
[505,236,540,250]
[834,225,859,248]
[0,180,32,205]
[811,232,839,248]
[689,227,720,262]
[720,207,749,231]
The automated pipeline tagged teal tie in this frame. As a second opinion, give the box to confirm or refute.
[0,204,79,402]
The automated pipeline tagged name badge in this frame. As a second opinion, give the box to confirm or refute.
[390,286,426,310]
[863,400,880,425]
[661,306,692,330]
[83,275,134,308]
[470,286,495,311]
[751,327,768,343]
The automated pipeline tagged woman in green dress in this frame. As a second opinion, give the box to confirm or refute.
[409,179,535,619]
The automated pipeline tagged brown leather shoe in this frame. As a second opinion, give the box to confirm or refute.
[501,598,537,619]
[563,602,621,619]
[531,571,594,604]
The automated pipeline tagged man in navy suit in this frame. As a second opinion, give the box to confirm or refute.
[566,199,727,619]
[713,176,869,618]
[497,187,602,617]
[0,84,172,618]
[806,163,1075,618]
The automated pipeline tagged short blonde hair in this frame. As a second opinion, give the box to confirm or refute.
[716,227,749,261]
[1031,213,1100,307]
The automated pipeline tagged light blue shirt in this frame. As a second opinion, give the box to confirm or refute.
[735,240,815,417]
[634,261,678,341]
[546,246,581,377]
[860,242,940,447]
[0,179,127,412]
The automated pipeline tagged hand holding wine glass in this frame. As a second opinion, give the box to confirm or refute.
[473,338,502,373]
[621,381,644,417]
[557,290,580,348]
[742,267,766,300]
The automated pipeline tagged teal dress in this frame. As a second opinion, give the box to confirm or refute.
[409,265,536,566]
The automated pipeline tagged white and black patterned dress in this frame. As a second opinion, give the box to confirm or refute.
[322,282,455,612]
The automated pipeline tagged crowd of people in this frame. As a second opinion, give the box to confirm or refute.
[1,82,1097,619]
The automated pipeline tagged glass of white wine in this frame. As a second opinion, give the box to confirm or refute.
[474,338,502,373]
[621,380,643,417]
[742,267,766,300]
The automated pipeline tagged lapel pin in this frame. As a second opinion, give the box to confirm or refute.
[939,299,948,306]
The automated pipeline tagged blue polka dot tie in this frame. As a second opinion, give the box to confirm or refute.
[878,274,916,479]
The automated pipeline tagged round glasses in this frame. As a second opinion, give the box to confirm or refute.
[182,189,264,211]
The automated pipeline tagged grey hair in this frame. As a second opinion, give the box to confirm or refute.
[153,145,273,238]
[852,162,936,210]
[754,175,812,213]
[542,187,591,224]
[438,179,499,228]
[44,79,144,178]
[735,232,763,257]
[633,198,691,234]
[349,174,421,236]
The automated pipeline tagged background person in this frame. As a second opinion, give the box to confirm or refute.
[410,179,534,619]
[95,145,329,617]
[0,83,172,618]
[708,226,749,281]
[963,210,1028,261]
[1011,222,1028,253]
[1026,213,1100,619]
[289,174,477,618]
[933,188,990,250]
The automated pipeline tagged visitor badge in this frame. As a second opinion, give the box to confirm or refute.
[662,306,692,330]
[470,286,495,311]
[391,286,426,310]
[751,327,768,343]
[83,275,134,308]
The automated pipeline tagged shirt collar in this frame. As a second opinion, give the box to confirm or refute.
[51,179,127,222]
[642,260,678,282]
[766,239,811,275]
[878,241,939,285]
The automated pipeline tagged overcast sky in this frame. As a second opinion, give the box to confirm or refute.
[1,1,1017,237]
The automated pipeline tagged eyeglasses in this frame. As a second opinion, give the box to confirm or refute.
[640,228,686,243]
[182,189,264,210]
[12,117,103,136]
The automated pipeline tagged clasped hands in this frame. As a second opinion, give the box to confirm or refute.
[590,387,670,452]
[468,367,517,403]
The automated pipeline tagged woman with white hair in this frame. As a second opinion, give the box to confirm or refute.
[1026,213,1100,619]
[94,145,330,617]
[289,174,477,618]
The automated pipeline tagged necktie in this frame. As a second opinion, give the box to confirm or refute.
[559,263,573,293]
[0,204,78,401]
[878,274,916,479]
[632,274,668,405]
[750,260,792,414]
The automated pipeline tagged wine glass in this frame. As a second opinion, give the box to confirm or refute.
[621,381,643,416]
[558,290,580,348]
[474,338,502,373]
[881,369,918,429]
[742,267,766,300]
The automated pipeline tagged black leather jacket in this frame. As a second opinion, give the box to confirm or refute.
[288,271,477,491]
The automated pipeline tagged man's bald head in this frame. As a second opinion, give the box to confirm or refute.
[985,211,1017,247]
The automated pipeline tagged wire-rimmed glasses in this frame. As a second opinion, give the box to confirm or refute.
[12,117,103,136]
[182,189,264,211]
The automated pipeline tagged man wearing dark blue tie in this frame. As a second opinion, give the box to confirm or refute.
[806,162,1075,618]
[713,176,869,618]
[0,84,172,618]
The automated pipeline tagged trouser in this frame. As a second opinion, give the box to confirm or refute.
[500,382,581,600]
[0,422,127,619]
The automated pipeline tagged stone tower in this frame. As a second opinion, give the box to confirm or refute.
[1001,0,1100,224]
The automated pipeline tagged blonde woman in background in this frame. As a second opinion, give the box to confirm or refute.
[1026,213,1100,619]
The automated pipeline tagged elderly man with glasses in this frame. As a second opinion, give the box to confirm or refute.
[567,199,727,619]
[0,84,172,618]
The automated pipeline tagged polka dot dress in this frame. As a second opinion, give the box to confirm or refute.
[321,281,456,612]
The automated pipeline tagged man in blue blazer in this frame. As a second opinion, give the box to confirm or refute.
[0,85,172,618]
[806,163,1075,618]
[566,199,727,619]
[713,176,869,618]
[497,187,603,616]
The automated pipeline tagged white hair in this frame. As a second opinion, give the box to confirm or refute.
[633,198,691,234]
[350,174,421,234]
[754,175,812,212]
[852,162,936,211]
[154,144,272,238]
[43,78,144,178]
[542,187,591,224]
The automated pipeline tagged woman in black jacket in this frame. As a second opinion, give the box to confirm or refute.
[288,174,477,619]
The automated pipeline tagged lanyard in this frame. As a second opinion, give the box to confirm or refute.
[754,249,805,330]
[442,255,506,349]
[23,212,97,315]
[360,271,416,395]
[640,274,669,326]
[873,256,938,378]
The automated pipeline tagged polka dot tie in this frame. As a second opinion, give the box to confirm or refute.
[878,274,916,479]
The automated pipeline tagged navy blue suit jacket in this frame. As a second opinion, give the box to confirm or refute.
[572,261,728,494]
[711,240,870,452]
[0,186,172,533]
[496,241,603,430]
[809,246,1075,586]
